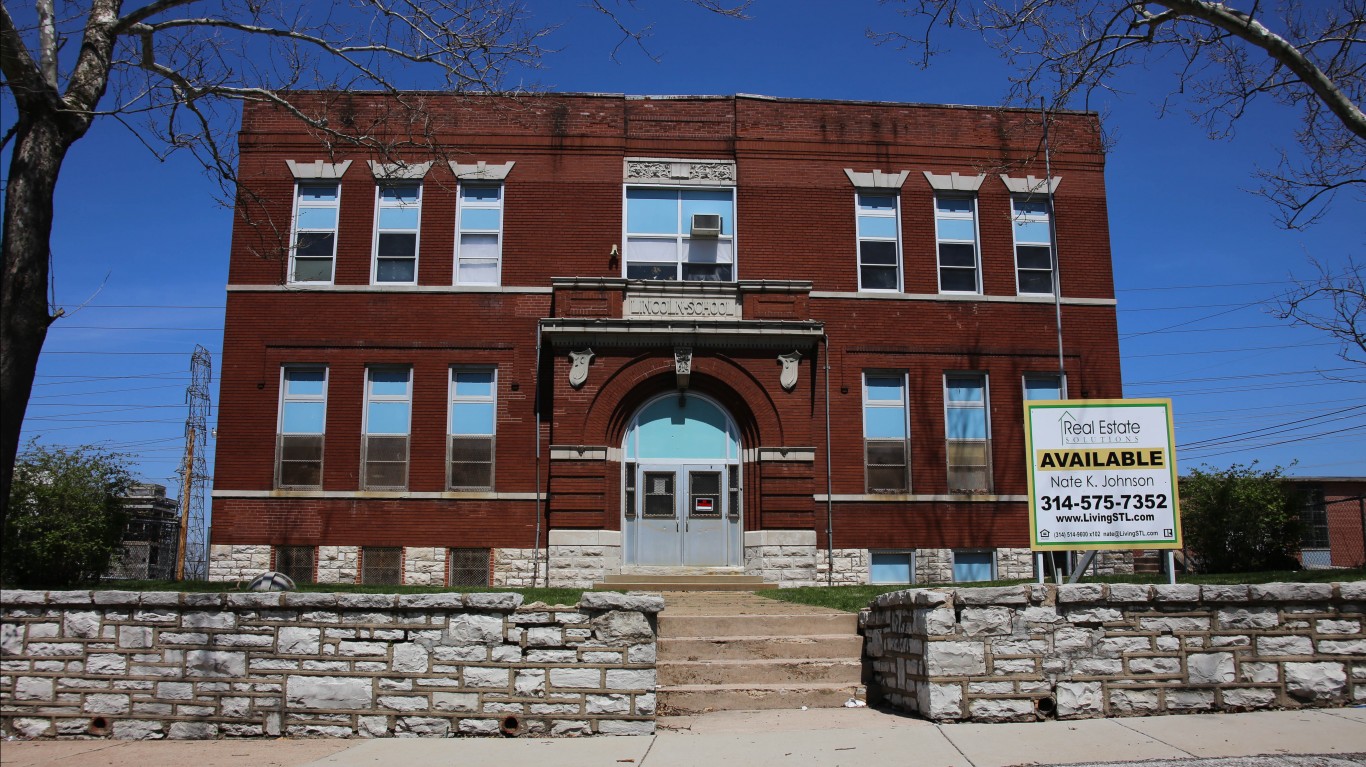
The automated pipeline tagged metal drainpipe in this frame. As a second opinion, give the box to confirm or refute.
[824,333,834,586]
[533,324,543,588]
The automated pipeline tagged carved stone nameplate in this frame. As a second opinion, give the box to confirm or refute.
[625,292,741,320]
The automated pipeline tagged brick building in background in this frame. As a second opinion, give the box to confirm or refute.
[209,93,1128,588]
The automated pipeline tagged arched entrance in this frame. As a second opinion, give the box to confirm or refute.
[622,392,742,567]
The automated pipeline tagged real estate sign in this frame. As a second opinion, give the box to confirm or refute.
[1024,398,1182,550]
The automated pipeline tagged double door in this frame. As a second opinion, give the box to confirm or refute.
[626,463,740,567]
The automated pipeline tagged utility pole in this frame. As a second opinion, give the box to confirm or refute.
[176,345,212,580]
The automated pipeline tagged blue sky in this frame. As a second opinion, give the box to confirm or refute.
[12,0,1365,498]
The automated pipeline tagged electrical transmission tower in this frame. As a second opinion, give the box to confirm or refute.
[176,345,213,580]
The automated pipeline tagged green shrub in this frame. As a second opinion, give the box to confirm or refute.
[1180,463,1301,573]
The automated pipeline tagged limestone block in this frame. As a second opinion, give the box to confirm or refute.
[1256,635,1314,656]
[1285,661,1348,701]
[447,614,505,645]
[1317,619,1361,634]
[1096,636,1152,657]
[1056,584,1104,604]
[606,669,656,690]
[465,593,523,610]
[83,693,131,713]
[1250,583,1332,602]
[960,607,1013,636]
[1055,681,1103,718]
[992,658,1037,674]
[550,720,591,736]
[464,667,510,688]
[1319,639,1366,655]
[579,592,665,613]
[183,611,235,630]
[1201,585,1251,602]
[551,667,601,689]
[1,623,25,656]
[393,644,429,673]
[926,641,986,676]
[1218,608,1279,630]
[527,627,563,647]
[956,586,1029,606]
[396,716,450,737]
[1139,616,1210,633]
[186,650,246,677]
[1109,688,1159,714]
[597,719,655,736]
[6,718,53,738]
[156,682,193,699]
[113,720,164,740]
[1240,662,1279,683]
[969,681,1014,694]
[1074,659,1123,675]
[587,693,631,714]
[1107,584,1152,602]
[1064,608,1123,625]
[63,611,101,638]
[1151,584,1201,602]
[927,682,964,720]
[629,643,657,664]
[379,695,428,712]
[14,676,54,700]
[286,675,374,710]
[433,692,479,712]
[1128,657,1181,675]
[1166,689,1215,711]
[1188,652,1235,684]
[592,610,654,643]
[278,627,320,655]
[1023,607,1063,627]
[969,697,1034,722]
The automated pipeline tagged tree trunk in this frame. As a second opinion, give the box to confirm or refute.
[1,114,74,532]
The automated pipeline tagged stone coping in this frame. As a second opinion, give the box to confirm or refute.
[867,581,1366,610]
[0,590,666,614]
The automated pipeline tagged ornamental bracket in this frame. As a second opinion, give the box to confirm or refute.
[568,349,594,389]
[778,350,802,392]
[674,347,693,392]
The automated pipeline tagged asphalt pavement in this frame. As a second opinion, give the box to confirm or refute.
[3,706,1365,767]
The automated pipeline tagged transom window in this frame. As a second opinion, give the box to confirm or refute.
[625,188,735,281]
[935,195,980,293]
[1024,373,1065,401]
[856,193,901,291]
[456,184,502,286]
[1012,197,1054,294]
[373,183,421,284]
[290,183,339,284]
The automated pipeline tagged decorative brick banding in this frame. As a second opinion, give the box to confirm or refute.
[861,582,1366,722]
[0,590,660,739]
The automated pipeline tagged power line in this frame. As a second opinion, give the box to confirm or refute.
[49,325,224,331]
[1116,279,1289,292]
[1122,341,1337,359]
[1181,424,1366,461]
[1127,366,1359,386]
[1177,405,1366,450]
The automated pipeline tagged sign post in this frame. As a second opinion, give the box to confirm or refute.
[1025,399,1182,569]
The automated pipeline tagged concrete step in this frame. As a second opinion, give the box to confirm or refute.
[660,634,864,661]
[595,580,778,592]
[658,612,858,638]
[659,658,862,686]
[656,682,863,714]
[602,573,759,583]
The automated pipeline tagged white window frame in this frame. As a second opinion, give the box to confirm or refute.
[862,371,911,493]
[623,185,737,282]
[856,192,902,292]
[1011,196,1055,295]
[448,366,497,491]
[455,183,503,286]
[289,182,340,285]
[944,372,992,494]
[372,182,422,285]
[934,193,981,294]
[276,365,328,489]
[951,548,997,583]
[1023,372,1067,401]
[362,366,412,491]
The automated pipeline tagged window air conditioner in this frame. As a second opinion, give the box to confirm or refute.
[690,213,722,237]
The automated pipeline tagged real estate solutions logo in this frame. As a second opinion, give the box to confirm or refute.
[1057,410,1142,445]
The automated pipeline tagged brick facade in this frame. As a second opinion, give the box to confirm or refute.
[212,93,1126,586]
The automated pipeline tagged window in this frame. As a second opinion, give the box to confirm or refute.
[274,546,316,585]
[363,367,411,490]
[870,551,914,584]
[448,548,491,586]
[373,183,421,283]
[1012,197,1054,294]
[290,183,339,284]
[935,195,979,293]
[953,550,995,582]
[945,374,991,493]
[1024,373,1065,401]
[863,372,910,493]
[857,193,900,291]
[449,368,496,490]
[456,184,502,285]
[276,366,327,489]
[361,546,402,584]
[625,188,734,281]
[1299,485,1330,549]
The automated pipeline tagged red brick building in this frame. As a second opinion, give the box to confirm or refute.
[209,93,1127,588]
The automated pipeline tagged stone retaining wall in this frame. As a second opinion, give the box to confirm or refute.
[0,590,659,740]
[862,582,1366,723]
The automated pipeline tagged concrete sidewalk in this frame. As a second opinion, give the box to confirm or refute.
[4,707,1366,767]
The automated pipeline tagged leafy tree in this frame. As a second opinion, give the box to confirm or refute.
[3,443,134,588]
[1180,462,1301,573]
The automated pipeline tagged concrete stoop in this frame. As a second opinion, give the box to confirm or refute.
[655,602,864,714]
[594,573,778,592]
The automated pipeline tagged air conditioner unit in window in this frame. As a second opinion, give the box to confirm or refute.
[690,213,722,237]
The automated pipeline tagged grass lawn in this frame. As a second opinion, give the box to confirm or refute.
[69,580,591,607]
[761,568,1366,614]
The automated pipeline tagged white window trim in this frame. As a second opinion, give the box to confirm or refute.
[1022,372,1068,401]
[372,182,422,285]
[362,366,413,491]
[951,548,998,582]
[855,192,902,293]
[290,182,340,285]
[455,182,504,287]
[277,365,328,489]
[1011,195,1055,296]
[449,366,497,491]
[863,370,911,493]
[943,372,992,493]
[622,184,738,282]
[934,193,981,295]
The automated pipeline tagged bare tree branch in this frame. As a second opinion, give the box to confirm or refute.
[1276,257,1366,366]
